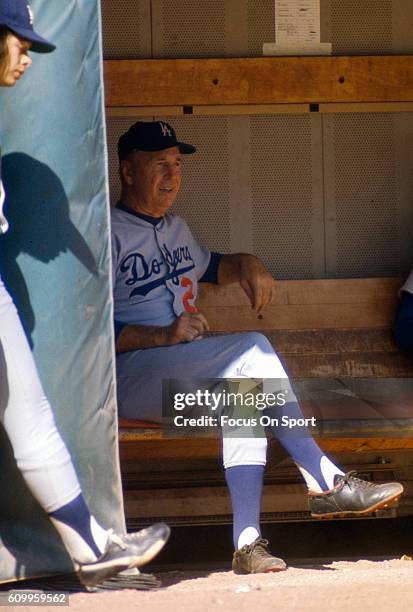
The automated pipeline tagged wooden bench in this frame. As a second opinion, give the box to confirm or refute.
[119,277,413,526]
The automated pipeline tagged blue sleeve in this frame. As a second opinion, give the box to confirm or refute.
[199,252,223,284]
[393,291,413,353]
[114,320,127,340]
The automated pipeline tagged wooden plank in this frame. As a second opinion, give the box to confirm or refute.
[263,329,398,354]
[319,438,413,452]
[104,56,413,107]
[106,106,184,117]
[192,103,309,115]
[119,436,413,460]
[107,102,413,117]
[199,302,397,331]
[124,483,305,519]
[198,278,401,307]
[283,353,413,378]
[119,438,221,461]
[196,278,401,331]
[319,102,413,114]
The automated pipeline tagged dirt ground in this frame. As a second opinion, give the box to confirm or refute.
[21,558,413,612]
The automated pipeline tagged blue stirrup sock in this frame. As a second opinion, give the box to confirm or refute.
[49,493,109,563]
[265,402,344,492]
[225,465,264,550]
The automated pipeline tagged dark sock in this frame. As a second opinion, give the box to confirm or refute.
[225,465,264,549]
[49,493,102,558]
[264,402,341,491]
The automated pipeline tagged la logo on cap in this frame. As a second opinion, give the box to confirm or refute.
[27,4,34,25]
[160,122,172,137]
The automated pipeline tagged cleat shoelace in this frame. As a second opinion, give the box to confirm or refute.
[106,530,127,551]
[242,539,271,558]
[340,471,374,489]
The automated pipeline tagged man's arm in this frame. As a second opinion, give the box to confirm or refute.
[116,311,210,353]
[217,253,276,314]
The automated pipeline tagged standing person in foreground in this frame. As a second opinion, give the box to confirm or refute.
[394,269,413,353]
[112,120,404,575]
[0,1,169,589]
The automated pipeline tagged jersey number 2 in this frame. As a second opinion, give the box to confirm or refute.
[181,277,197,313]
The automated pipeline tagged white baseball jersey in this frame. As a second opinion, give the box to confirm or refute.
[112,205,293,469]
[111,206,211,329]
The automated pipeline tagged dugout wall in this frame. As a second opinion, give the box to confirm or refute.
[0,1,123,582]
[1,0,413,582]
[103,0,413,279]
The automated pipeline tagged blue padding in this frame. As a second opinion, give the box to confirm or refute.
[0,0,124,582]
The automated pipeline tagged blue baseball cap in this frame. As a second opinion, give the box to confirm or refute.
[118,121,196,160]
[0,0,55,53]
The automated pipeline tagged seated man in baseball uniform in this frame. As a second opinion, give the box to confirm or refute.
[394,270,413,353]
[111,121,404,575]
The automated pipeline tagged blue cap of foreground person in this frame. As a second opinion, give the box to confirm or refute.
[0,0,55,53]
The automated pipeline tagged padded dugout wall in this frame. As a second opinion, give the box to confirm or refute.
[102,0,413,278]
[0,1,122,582]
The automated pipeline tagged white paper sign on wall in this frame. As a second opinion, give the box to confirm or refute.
[263,0,332,56]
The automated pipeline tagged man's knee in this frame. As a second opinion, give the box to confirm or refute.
[240,332,275,355]
[236,332,287,379]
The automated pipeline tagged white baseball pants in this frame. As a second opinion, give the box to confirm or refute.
[0,274,81,512]
[116,332,291,468]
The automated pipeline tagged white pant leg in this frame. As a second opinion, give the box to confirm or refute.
[0,276,81,512]
[219,332,288,469]
[116,332,289,468]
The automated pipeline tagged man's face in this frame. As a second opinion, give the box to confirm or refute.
[122,146,182,216]
[0,33,32,87]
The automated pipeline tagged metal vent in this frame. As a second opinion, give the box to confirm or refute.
[153,0,227,58]
[101,0,151,59]
[105,116,144,204]
[395,114,413,274]
[326,114,400,277]
[101,0,413,60]
[155,116,232,253]
[250,116,318,279]
[106,113,412,280]
[247,0,275,56]
[330,0,393,54]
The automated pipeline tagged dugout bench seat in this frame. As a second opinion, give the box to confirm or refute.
[118,278,413,527]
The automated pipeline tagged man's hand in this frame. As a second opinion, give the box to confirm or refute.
[218,253,276,313]
[239,255,275,313]
[116,313,210,353]
[165,312,210,344]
